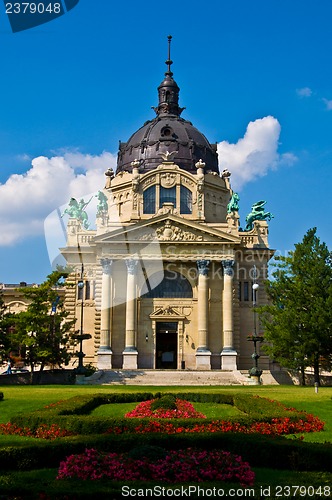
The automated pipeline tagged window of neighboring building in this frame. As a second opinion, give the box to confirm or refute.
[77,285,83,301]
[143,185,156,214]
[142,270,193,298]
[180,185,192,214]
[159,186,176,208]
[77,280,94,300]
[85,281,91,300]
[243,282,250,302]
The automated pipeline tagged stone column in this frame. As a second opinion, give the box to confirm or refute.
[122,258,138,369]
[221,259,237,370]
[195,260,211,370]
[97,258,113,369]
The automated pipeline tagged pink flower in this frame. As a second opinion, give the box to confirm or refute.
[57,448,255,486]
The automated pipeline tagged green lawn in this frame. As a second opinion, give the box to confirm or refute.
[0,384,331,499]
[1,384,331,440]
[90,401,244,418]
[1,468,331,500]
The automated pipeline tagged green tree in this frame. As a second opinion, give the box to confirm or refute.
[0,291,16,366]
[12,270,75,377]
[259,228,332,385]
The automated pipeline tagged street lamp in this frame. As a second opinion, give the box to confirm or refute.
[247,265,263,383]
[73,265,91,376]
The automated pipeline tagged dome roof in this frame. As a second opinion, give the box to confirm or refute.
[116,37,219,175]
[117,115,219,175]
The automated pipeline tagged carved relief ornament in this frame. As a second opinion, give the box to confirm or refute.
[155,221,203,242]
[141,175,156,189]
[160,172,176,188]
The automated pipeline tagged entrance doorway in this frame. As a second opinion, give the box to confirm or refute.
[156,322,178,369]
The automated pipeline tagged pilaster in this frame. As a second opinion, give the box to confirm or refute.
[196,259,211,370]
[97,258,113,369]
[221,259,237,370]
[123,258,139,369]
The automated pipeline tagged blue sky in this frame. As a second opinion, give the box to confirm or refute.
[0,0,332,283]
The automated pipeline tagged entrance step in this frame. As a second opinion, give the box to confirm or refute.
[86,369,245,386]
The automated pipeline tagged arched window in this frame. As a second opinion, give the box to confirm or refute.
[180,185,192,214]
[142,270,193,298]
[160,186,176,208]
[143,185,156,214]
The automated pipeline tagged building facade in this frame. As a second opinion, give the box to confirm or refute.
[61,47,274,372]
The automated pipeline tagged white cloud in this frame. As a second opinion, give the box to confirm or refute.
[0,151,116,246]
[322,98,332,110]
[217,116,297,191]
[296,87,312,98]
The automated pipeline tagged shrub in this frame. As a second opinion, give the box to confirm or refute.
[127,444,168,461]
[150,394,177,411]
[83,363,97,377]
[127,398,206,419]
[9,391,324,436]
[0,431,331,473]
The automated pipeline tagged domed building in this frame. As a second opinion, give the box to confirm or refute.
[61,38,274,378]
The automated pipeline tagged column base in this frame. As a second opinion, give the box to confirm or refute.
[195,350,211,370]
[97,349,113,369]
[122,349,138,369]
[221,350,238,370]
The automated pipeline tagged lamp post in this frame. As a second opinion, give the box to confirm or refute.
[73,265,91,377]
[247,265,263,383]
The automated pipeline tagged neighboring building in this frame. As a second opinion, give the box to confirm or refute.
[0,282,36,314]
[61,43,274,372]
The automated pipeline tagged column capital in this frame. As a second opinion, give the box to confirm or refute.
[126,258,139,275]
[221,259,235,276]
[197,259,210,276]
[100,258,112,275]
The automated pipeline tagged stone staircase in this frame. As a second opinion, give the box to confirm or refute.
[86,369,249,386]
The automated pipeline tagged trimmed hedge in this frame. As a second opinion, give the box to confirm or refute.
[10,391,307,434]
[5,390,330,475]
[150,394,177,411]
[0,431,331,473]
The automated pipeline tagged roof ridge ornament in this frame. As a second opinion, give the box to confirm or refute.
[159,150,178,162]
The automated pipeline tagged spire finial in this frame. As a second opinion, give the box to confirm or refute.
[165,35,173,76]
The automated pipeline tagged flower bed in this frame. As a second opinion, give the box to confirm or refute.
[106,411,324,436]
[57,447,255,486]
[0,422,74,440]
[125,398,206,419]
[7,392,325,440]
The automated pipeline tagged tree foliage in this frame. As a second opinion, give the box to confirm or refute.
[259,228,332,385]
[0,291,15,362]
[11,271,75,374]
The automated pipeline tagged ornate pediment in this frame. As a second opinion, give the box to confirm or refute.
[95,213,241,245]
[150,306,185,320]
[145,220,204,242]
